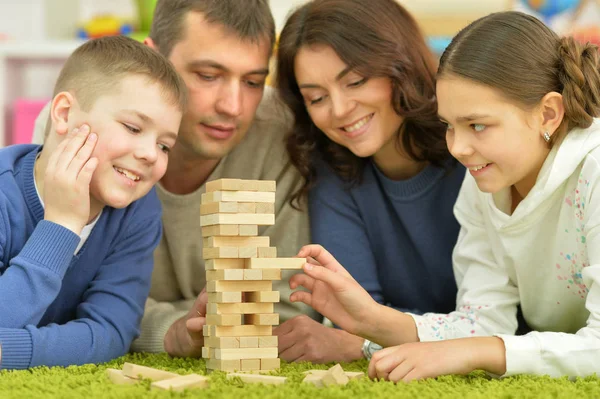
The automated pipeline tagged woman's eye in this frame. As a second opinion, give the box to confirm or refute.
[348,78,367,87]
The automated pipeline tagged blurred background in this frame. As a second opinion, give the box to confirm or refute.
[0,0,598,147]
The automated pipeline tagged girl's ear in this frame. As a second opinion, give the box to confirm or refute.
[50,91,76,136]
[539,91,565,141]
[144,37,157,51]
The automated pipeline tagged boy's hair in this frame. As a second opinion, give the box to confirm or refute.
[149,0,276,57]
[438,11,600,144]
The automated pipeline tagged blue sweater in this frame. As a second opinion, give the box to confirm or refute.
[309,160,464,314]
[0,145,161,369]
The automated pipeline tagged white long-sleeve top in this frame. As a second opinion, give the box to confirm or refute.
[410,119,600,378]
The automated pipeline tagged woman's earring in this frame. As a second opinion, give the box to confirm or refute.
[543,131,551,142]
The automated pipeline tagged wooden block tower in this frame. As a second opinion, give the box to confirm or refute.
[200,178,305,372]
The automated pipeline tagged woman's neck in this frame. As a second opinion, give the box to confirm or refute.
[372,136,428,181]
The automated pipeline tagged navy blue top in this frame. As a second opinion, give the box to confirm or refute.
[309,160,464,314]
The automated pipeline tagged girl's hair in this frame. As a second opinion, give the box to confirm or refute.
[438,11,600,144]
[276,0,451,207]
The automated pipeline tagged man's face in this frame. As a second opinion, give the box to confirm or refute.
[166,11,271,160]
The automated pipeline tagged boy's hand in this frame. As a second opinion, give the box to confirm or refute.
[164,289,208,358]
[44,124,98,235]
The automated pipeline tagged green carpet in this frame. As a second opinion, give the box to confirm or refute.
[2,353,600,398]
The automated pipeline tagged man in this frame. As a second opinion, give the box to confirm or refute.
[33,0,318,358]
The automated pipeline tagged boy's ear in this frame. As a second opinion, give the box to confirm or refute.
[50,91,76,136]
[539,91,565,139]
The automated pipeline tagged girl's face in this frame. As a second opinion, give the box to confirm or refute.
[294,44,403,160]
[437,75,551,197]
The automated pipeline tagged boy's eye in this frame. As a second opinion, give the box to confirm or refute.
[123,123,140,133]
[158,143,170,153]
[472,124,486,132]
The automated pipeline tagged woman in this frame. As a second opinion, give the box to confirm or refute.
[273,0,465,363]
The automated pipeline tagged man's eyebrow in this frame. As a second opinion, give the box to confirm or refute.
[188,60,269,76]
[298,66,353,89]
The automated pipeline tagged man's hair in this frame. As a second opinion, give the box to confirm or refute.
[149,0,276,57]
[54,35,187,113]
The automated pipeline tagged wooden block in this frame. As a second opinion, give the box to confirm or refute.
[202,191,275,203]
[200,201,238,215]
[238,202,256,213]
[258,247,277,258]
[302,374,324,387]
[227,372,286,385]
[205,314,243,326]
[304,370,365,380]
[201,213,274,227]
[151,374,209,391]
[245,258,305,269]
[260,358,281,371]
[206,269,244,281]
[245,291,280,303]
[106,368,138,385]
[239,336,259,348]
[255,202,275,214]
[258,336,278,348]
[203,325,272,337]
[245,313,279,326]
[322,364,349,386]
[203,247,238,259]
[241,359,261,371]
[206,178,243,192]
[215,347,277,360]
[202,224,239,237]
[207,280,272,293]
[206,358,240,372]
[205,259,245,270]
[204,236,269,248]
[260,269,282,280]
[238,246,258,258]
[204,336,240,349]
[122,363,179,381]
[239,225,259,236]
[242,269,263,280]
[257,180,276,192]
[201,346,212,359]
[207,292,242,303]
[207,302,274,315]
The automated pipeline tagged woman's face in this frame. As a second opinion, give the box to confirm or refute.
[294,44,403,159]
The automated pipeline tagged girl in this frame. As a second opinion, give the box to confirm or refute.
[274,0,465,364]
[288,11,600,381]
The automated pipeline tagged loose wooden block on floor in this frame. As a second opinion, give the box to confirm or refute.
[203,324,272,337]
[122,363,179,381]
[215,347,278,360]
[207,292,242,303]
[245,258,305,269]
[106,368,138,385]
[207,280,272,293]
[201,224,239,237]
[202,191,275,204]
[227,373,287,385]
[260,358,281,371]
[205,259,245,270]
[245,291,280,303]
[203,236,270,248]
[206,358,240,372]
[205,313,243,326]
[303,374,324,387]
[304,369,365,380]
[322,364,349,386]
[151,374,209,391]
[206,302,274,315]
[245,313,279,326]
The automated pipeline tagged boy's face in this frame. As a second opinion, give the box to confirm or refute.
[71,75,181,210]
[164,11,271,160]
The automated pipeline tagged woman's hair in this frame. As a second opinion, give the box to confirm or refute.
[276,0,450,206]
[438,11,600,145]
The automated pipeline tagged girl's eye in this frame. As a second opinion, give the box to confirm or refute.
[348,78,367,87]
[123,123,141,133]
[442,121,454,130]
[472,124,486,132]
[158,143,170,153]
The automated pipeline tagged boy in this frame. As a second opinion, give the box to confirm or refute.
[0,35,186,369]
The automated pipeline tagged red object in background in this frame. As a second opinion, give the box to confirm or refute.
[11,99,48,145]
[571,26,600,46]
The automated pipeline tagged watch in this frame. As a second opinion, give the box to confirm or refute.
[361,339,382,360]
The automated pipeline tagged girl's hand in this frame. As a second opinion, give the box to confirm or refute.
[289,244,382,337]
[368,337,506,383]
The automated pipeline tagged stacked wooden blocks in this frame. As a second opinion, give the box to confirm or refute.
[200,178,305,372]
